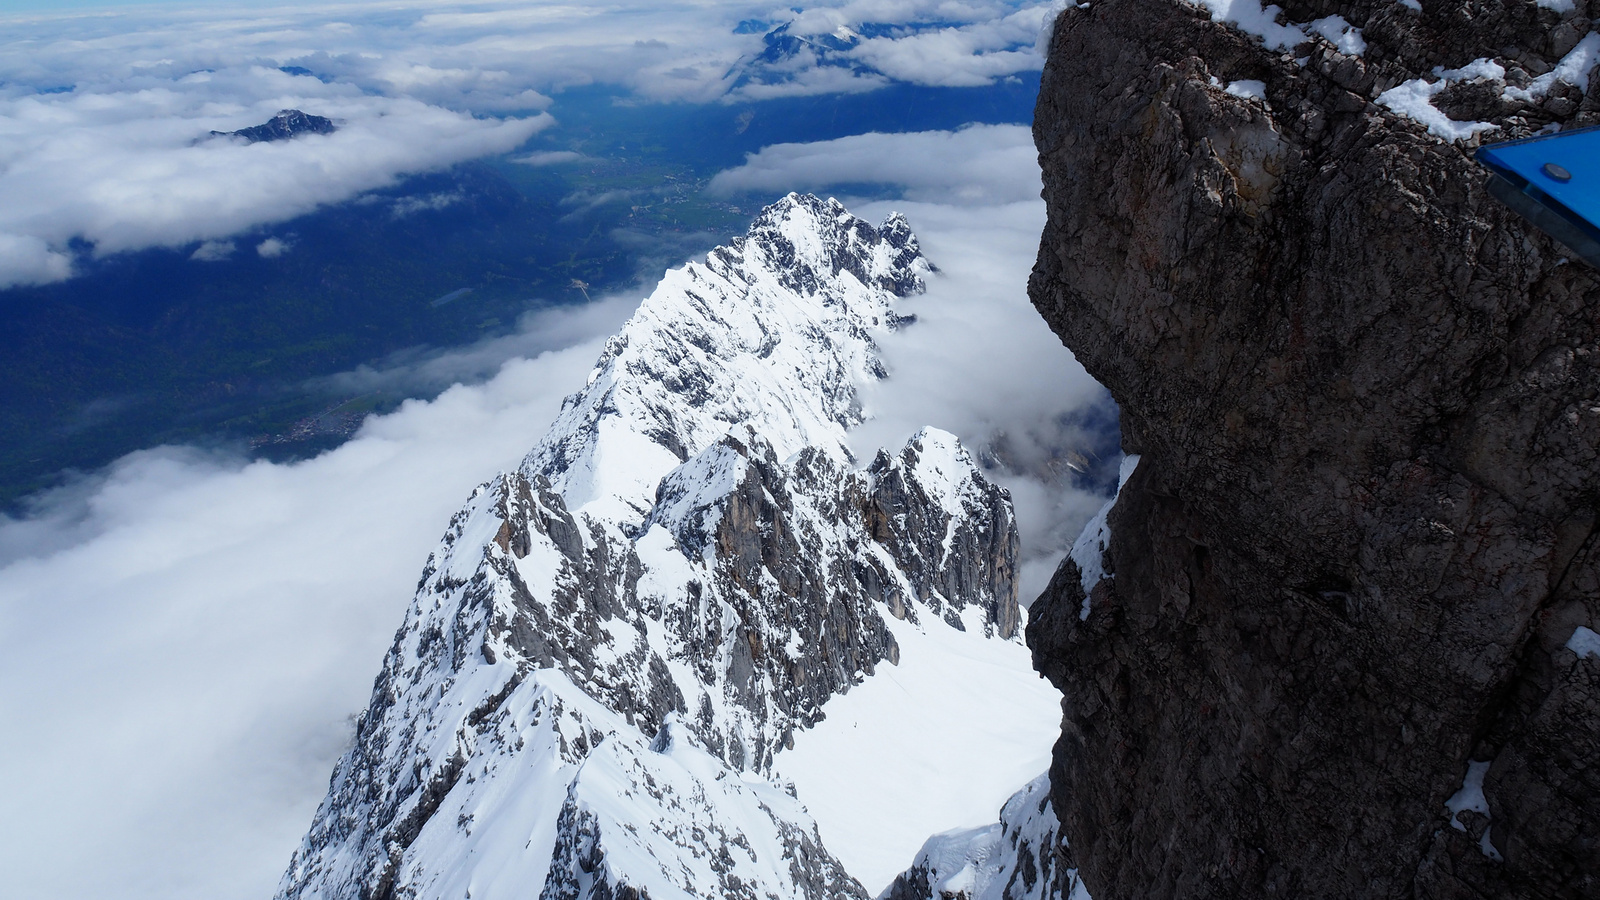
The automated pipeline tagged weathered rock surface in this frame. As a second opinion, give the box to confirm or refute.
[1027,0,1600,897]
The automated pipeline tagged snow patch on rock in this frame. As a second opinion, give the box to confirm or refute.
[1378,58,1506,141]
[1377,34,1600,141]
[1445,759,1503,862]
[1225,78,1268,100]
[1504,32,1600,104]
[1182,0,1365,56]
[1566,625,1600,660]
[1069,454,1138,619]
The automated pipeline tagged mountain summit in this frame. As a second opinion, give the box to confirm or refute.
[212,109,336,143]
[276,194,1040,900]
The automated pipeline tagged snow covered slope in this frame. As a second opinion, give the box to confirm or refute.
[773,610,1063,889]
[277,194,1048,900]
[879,774,1088,900]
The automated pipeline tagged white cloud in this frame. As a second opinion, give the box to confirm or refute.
[730,0,1059,98]
[255,235,289,256]
[0,1,1064,287]
[0,80,549,261]
[0,230,74,286]
[847,5,1060,86]
[789,0,1028,32]
[190,239,236,261]
[512,149,585,165]
[848,195,1113,602]
[729,64,891,100]
[389,189,464,217]
[708,123,1041,205]
[0,298,632,900]
[0,2,712,286]
[559,187,639,219]
[785,7,852,35]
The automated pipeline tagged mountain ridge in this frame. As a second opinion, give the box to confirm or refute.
[276,193,1047,900]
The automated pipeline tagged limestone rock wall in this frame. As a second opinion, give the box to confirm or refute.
[1026,0,1600,896]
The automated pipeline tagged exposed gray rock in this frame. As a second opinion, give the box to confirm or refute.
[866,437,1022,639]
[1027,0,1600,898]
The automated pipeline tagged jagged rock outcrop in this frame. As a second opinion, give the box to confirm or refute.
[1027,0,1599,898]
[277,194,1024,900]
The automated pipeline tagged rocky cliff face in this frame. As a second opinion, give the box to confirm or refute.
[1027,0,1599,897]
[277,194,1027,900]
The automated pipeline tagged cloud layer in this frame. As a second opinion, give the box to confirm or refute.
[847,4,1061,87]
[709,123,1041,204]
[0,73,546,286]
[0,0,1061,287]
[0,303,630,900]
[851,193,1115,599]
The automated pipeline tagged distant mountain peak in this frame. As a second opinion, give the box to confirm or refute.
[211,109,335,143]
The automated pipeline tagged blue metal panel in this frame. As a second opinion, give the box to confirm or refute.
[1476,126,1600,270]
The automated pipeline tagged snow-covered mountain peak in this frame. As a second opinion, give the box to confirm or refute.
[640,425,774,561]
[736,192,931,298]
[878,427,984,517]
[278,197,1033,900]
[522,192,930,524]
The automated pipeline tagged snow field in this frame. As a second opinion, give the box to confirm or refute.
[775,607,1062,893]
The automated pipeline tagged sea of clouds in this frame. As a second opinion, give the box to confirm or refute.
[0,0,1062,287]
[0,2,1107,899]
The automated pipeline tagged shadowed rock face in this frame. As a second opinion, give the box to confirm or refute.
[1026,0,1600,898]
